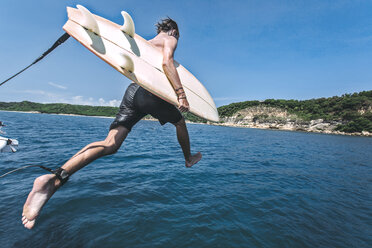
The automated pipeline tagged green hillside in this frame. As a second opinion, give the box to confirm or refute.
[1,90,371,133]
[0,101,117,117]
[217,90,372,133]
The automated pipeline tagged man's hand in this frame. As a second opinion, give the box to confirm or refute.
[178,97,190,112]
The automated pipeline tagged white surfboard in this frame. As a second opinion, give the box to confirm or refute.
[63,5,219,122]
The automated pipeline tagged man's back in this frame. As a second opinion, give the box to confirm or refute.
[148,32,178,57]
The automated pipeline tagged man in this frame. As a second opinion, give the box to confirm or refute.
[0,121,5,135]
[22,18,202,229]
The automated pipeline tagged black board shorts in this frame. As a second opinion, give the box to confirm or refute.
[110,83,182,131]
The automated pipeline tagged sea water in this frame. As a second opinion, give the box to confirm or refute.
[0,111,371,248]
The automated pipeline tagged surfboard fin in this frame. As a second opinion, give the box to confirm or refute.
[120,11,135,37]
[117,54,134,73]
[76,5,100,35]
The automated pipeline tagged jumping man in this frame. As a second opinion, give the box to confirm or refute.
[22,18,202,229]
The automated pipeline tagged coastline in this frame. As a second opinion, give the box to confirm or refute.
[0,110,114,119]
[210,122,372,137]
[2,109,371,137]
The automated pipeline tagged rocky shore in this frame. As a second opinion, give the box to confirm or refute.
[211,106,372,137]
[2,108,371,137]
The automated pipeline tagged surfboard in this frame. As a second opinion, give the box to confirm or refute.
[62,5,219,122]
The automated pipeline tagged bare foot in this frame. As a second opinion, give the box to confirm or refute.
[22,174,60,229]
[185,152,202,168]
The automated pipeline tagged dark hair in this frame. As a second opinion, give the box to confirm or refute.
[156,17,179,39]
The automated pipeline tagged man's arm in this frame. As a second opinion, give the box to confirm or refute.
[162,37,189,112]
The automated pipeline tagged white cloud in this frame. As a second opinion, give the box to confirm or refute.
[98,98,121,107]
[22,90,58,98]
[14,90,120,107]
[70,95,94,105]
[48,82,67,90]
[109,99,121,107]
[69,96,120,107]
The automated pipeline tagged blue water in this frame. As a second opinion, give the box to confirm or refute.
[0,111,371,248]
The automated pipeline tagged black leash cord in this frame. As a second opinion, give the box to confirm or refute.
[0,32,70,87]
[0,165,54,178]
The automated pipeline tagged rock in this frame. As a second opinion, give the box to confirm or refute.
[310,119,323,125]
[216,106,369,136]
[362,131,371,136]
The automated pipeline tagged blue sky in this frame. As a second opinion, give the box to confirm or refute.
[1,0,372,107]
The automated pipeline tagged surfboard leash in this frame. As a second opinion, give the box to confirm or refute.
[0,32,70,87]
[0,165,54,178]
[1,164,70,185]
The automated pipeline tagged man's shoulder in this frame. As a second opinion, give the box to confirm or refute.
[163,35,178,49]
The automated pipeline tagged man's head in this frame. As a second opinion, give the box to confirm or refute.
[156,17,179,40]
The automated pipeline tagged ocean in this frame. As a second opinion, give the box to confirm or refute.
[0,111,371,248]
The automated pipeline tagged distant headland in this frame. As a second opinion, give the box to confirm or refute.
[1,90,371,136]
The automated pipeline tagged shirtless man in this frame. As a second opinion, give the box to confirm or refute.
[22,18,202,229]
[0,121,5,134]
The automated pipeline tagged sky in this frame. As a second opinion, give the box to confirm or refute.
[0,0,372,107]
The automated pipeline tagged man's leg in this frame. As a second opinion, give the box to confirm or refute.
[22,126,129,229]
[173,117,202,167]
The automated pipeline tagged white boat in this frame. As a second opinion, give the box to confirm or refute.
[0,136,18,153]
